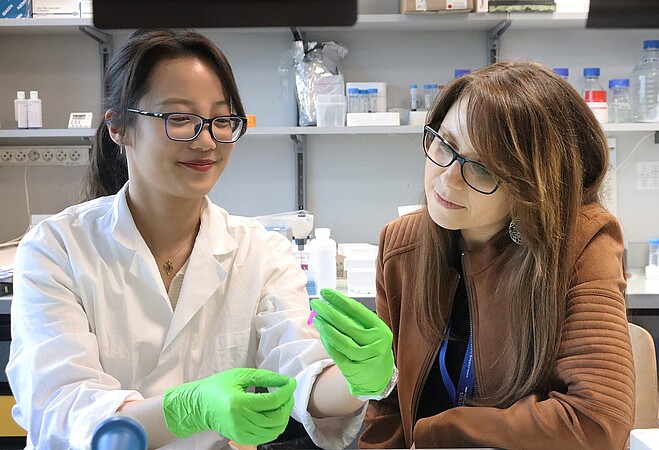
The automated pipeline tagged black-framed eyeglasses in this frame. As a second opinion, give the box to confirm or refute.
[126,109,247,143]
[423,125,500,195]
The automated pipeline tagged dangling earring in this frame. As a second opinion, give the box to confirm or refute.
[119,143,125,155]
[508,219,523,245]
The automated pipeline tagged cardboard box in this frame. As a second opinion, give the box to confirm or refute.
[32,0,79,17]
[1,0,32,18]
[474,0,488,12]
[401,0,473,14]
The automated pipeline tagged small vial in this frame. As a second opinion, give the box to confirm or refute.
[410,84,418,111]
[650,238,659,267]
[367,88,378,113]
[358,89,368,114]
[553,67,569,82]
[347,88,359,113]
[423,84,433,110]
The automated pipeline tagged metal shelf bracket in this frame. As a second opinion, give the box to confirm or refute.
[291,134,307,211]
[487,18,512,64]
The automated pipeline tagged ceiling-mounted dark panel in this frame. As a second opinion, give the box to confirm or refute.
[587,0,659,28]
[92,0,358,29]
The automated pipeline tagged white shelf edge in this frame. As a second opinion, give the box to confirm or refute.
[2,124,657,140]
[245,125,423,136]
[0,128,95,139]
[603,123,659,132]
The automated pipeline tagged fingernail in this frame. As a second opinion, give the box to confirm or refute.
[307,311,317,326]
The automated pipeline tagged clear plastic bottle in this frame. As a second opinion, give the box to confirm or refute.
[27,90,43,128]
[552,67,569,82]
[410,84,418,111]
[631,39,659,122]
[14,91,28,129]
[582,68,608,123]
[608,78,632,123]
[309,228,337,292]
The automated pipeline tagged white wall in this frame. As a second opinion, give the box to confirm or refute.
[1,13,658,269]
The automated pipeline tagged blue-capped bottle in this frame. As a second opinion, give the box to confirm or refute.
[552,67,569,82]
[582,68,608,123]
[608,78,632,123]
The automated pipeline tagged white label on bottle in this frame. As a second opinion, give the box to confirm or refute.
[416,0,428,11]
[586,102,608,124]
[447,0,468,9]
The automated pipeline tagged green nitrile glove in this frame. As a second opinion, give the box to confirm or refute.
[162,368,296,445]
[310,288,394,397]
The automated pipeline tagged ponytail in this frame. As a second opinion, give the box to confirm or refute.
[80,120,128,201]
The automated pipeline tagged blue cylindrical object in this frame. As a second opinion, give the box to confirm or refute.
[91,416,147,450]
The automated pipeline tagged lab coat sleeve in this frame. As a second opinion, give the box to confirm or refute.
[6,226,143,450]
[252,231,366,449]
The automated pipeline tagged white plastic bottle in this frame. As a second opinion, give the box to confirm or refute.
[631,39,659,122]
[581,68,608,123]
[15,91,28,129]
[309,228,337,292]
[27,90,43,128]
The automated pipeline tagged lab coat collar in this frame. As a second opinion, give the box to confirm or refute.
[163,201,238,349]
[108,183,239,350]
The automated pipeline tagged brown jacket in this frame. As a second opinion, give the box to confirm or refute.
[359,204,634,449]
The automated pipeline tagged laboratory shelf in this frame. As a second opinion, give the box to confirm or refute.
[602,123,659,132]
[0,128,94,138]
[0,17,93,34]
[626,268,659,311]
[1,124,658,145]
[0,12,594,36]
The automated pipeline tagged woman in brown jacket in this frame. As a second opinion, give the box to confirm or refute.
[359,61,635,449]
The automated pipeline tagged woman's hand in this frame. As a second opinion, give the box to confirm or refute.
[310,288,394,397]
[162,368,296,445]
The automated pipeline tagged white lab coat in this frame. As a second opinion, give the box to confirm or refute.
[7,184,365,450]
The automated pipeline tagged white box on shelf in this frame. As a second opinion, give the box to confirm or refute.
[345,82,387,113]
[347,270,376,295]
[554,0,589,13]
[346,112,399,127]
[474,0,488,12]
[32,0,80,16]
[409,110,428,125]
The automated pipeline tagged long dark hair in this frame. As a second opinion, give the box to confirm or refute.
[414,60,608,407]
[81,29,246,201]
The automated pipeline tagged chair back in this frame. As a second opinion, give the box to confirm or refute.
[629,323,659,429]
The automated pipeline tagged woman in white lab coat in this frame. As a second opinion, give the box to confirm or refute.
[7,29,393,450]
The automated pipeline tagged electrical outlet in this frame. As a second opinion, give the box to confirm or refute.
[0,146,90,166]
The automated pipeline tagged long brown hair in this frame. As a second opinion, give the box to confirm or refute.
[80,29,246,201]
[415,60,609,406]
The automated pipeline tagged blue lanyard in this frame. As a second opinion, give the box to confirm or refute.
[438,322,474,406]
